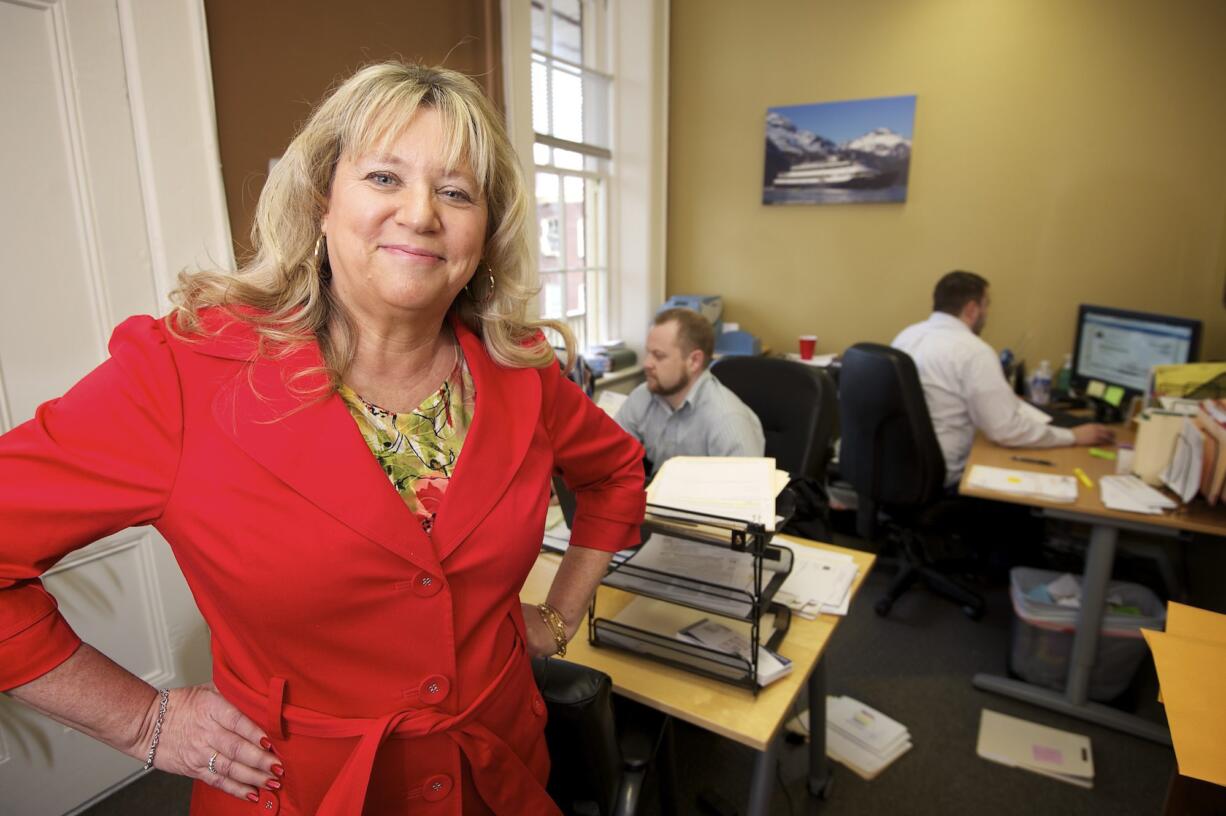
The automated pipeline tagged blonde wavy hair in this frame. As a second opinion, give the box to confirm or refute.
[171,61,571,386]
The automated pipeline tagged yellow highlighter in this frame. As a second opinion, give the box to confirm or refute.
[1073,467,1094,489]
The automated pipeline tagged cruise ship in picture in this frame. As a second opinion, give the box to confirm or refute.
[772,157,898,189]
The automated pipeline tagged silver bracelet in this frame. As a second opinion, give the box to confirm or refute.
[142,688,169,771]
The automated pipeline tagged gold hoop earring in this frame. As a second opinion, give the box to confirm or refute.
[313,234,331,283]
[464,264,496,305]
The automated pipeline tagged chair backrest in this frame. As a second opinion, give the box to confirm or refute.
[709,356,837,481]
[837,343,945,525]
[532,657,622,816]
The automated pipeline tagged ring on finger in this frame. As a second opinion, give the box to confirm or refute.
[207,751,219,774]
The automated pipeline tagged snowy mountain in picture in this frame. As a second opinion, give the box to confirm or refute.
[844,127,911,159]
[762,96,916,205]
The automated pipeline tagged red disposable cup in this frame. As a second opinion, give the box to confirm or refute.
[798,335,817,360]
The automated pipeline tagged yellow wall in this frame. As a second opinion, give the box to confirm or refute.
[668,0,1226,367]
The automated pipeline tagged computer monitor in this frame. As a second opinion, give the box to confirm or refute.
[1071,304,1202,395]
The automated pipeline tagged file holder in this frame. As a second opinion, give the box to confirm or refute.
[588,505,794,694]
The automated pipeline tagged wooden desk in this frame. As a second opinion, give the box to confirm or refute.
[959,428,1226,744]
[522,536,875,815]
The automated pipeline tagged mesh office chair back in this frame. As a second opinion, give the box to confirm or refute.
[838,343,946,535]
[709,356,837,480]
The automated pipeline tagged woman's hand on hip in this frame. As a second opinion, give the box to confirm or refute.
[149,682,282,802]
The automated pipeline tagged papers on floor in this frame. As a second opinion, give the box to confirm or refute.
[602,533,781,617]
[774,542,859,617]
[1142,602,1226,787]
[1099,474,1177,515]
[976,709,1093,788]
[966,465,1078,503]
[824,696,912,780]
[608,597,790,687]
[647,456,778,531]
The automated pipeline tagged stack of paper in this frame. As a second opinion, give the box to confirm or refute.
[676,618,792,686]
[825,696,912,780]
[1099,474,1177,515]
[595,389,628,418]
[1142,603,1226,787]
[966,465,1078,503]
[976,709,1094,788]
[602,533,778,617]
[607,597,790,687]
[774,543,859,617]
[647,456,778,530]
[1161,417,1203,503]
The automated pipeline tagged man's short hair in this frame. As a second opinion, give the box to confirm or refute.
[654,307,715,368]
[932,270,989,315]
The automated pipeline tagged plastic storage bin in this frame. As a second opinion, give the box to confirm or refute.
[1008,567,1165,701]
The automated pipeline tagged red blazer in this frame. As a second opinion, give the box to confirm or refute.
[0,311,646,815]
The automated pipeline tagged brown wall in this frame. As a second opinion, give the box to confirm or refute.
[204,0,502,261]
[668,0,1226,367]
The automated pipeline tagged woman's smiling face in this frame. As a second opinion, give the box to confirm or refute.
[321,107,489,325]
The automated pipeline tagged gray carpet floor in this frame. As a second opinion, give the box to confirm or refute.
[82,536,1188,816]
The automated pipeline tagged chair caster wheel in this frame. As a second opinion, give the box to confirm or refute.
[874,598,892,617]
[963,604,984,621]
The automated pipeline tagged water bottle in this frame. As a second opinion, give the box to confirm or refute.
[1029,359,1053,406]
[1055,352,1073,396]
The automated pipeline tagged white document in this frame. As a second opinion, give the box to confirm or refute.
[1100,474,1178,515]
[976,709,1093,788]
[602,533,781,618]
[966,465,1079,503]
[676,618,793,687]
[826,695,910,757]
[648,456,777,531]
[826,726,912,780]
[595,389,628,418]
[1161,418,1204,503]
[774,544,858,618]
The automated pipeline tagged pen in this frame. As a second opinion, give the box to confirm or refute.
[1011,456,1055,467]
[1073,467,1094,488]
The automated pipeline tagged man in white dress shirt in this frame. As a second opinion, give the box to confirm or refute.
[892,271,1114,487]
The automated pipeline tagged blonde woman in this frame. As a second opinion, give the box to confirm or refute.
[0,63,645,815]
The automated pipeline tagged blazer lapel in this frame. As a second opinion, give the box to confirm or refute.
[204,326,439,574]
[430,319,542,562]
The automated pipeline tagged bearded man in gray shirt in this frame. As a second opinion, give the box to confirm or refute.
[615,308,765,475]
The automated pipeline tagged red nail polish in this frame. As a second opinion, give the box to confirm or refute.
[266,779,282,791]
[259,737,272,751]
[246,792,259,802]
[271,764,284,777]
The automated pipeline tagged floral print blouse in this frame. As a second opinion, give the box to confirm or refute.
[338,351,475,536]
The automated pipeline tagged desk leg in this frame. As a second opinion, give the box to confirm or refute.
[973,521,1171,745]
[745,732,779,816]
[807,658,832,799]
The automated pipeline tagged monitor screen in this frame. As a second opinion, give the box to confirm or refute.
[1072,306,1201,393]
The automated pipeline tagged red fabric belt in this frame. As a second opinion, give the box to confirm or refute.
[213,646,559,816]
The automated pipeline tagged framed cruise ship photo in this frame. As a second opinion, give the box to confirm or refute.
[763,95,916,205]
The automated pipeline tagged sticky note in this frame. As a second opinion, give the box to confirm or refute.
[1104,385,1125,407]
[1086,380,1106,398]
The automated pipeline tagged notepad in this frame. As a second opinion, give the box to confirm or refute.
[976,709,1094,788]
[965,465,1078,503]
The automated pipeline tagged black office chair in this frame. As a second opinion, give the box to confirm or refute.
[709,356,837,481]
[837,343,985,619]
[532,658,673,816]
